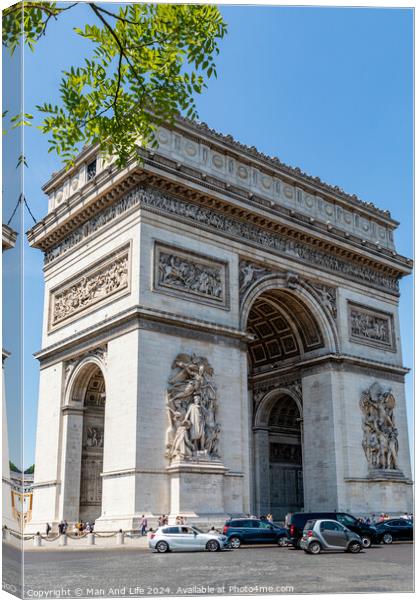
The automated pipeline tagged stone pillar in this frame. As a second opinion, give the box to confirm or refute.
[95,330,140,531]
[58,407,84,522]
[25,363,64,533]
[301,367,339,512]
[253,428,270,516]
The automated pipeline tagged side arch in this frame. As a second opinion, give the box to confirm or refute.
[64,353,107,407]
[254,387,302,429]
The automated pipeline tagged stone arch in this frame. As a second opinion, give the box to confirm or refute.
[240,274,339,354]
[60,352,107,523]
[64,350,107,407]
[255,387,302,429]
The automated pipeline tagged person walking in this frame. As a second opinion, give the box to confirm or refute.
[46,523,51,537]
[140,515,148,536]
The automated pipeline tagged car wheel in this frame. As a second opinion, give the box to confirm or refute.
[361,536,371,549]
[308,541,321,555]
[383,533,393,545]
[155,541,169,553]
[347,541,362,554]
[277,537,287,547]
[229,536,241,549]
[206,540,220,552]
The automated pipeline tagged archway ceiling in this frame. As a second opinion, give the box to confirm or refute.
[247,291,324,373]
[84,366,105,407]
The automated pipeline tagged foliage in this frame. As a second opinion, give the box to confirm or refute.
[2,2,227,167]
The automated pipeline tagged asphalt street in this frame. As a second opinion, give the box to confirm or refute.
[2,542,414,598]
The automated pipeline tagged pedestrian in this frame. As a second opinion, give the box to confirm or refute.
[140,515,148,536]
[64,520,68,533]
[58,521,64,534]
[163,515,168,525]
[401,512,410,520]
[46,523,51,536]
[267,513,273,523]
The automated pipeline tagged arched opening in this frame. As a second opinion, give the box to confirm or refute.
[247,287,328,520]
[267,394,303,520]
[79,365,106,522]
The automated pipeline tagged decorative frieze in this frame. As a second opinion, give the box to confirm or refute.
[45,185,400,293]
[154,243,229,309]
[49,245,130,329]
[348,302,395,351]
[44,190,140,264]
[360,382,400,472]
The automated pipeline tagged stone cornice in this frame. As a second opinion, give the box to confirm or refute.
[35,304,254,366]
[28,166,411,295]
[250,352,410,383]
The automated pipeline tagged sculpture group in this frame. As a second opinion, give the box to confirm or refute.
[360,382,399,471]
[165,353,221,462]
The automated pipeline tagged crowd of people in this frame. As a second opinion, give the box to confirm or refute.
[45,510,412,538]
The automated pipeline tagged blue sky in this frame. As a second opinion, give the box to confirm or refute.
[2,3,413,469]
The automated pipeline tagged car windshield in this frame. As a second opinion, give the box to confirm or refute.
[191,526,204,534]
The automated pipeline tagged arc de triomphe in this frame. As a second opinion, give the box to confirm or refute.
[27,117,412,531]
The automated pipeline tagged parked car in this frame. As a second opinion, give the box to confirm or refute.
[148,525,229,553]
[374,519,413,544]
[287,512,380,548]
[223,518,288,548]
[300,519,363,554]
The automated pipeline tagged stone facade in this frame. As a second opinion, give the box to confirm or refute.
[26,118,412,531]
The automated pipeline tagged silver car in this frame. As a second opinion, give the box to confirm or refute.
[148,525,229,553]
[300,519,363,554]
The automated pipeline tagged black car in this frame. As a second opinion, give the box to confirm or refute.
[223,518,288,548]
[374,519,413,544]
[287,512,380,548]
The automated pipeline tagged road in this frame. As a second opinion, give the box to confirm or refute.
[2,542,413,598]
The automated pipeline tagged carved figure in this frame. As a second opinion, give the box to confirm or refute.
[185,395,206,452]
[158,251,223,300]
[360,382,399,471]
[166,353,221,462]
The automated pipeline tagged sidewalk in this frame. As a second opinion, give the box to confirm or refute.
[3,531,151,551]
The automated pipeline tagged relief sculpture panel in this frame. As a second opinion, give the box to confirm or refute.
[49,244,130,329]
[360,382,400,472]
[165,353,221,463]
[154,243,229,309]
[348,302,395,351]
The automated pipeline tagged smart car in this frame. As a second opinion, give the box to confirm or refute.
[300,519,363,554]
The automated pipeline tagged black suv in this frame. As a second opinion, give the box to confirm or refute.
[223,518,288,548]
[287,512,380,548]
